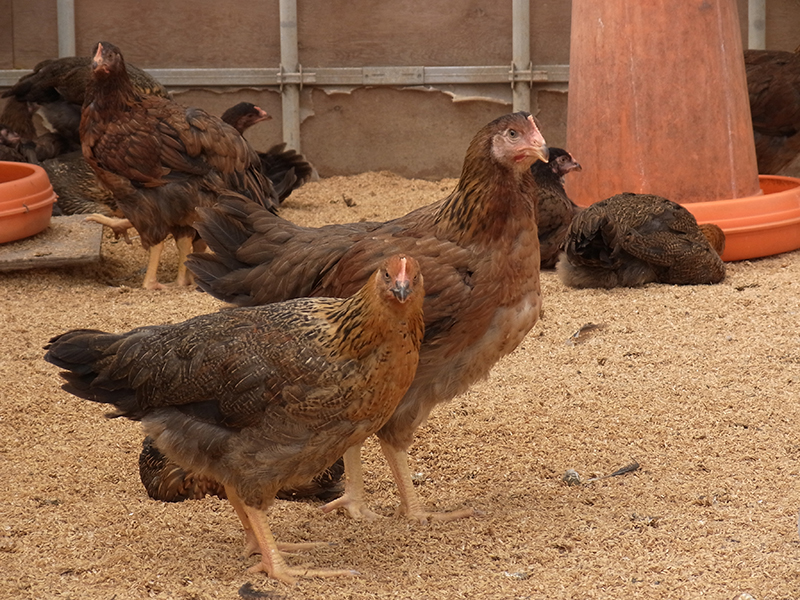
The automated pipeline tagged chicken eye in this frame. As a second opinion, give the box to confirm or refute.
[508,129,518,139]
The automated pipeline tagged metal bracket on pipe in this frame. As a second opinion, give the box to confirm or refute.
[509,62,536,89]
[277,64,316,91]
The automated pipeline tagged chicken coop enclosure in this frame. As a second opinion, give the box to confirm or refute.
[1,0,799,178]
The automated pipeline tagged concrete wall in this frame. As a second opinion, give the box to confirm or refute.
[1,1,798,178]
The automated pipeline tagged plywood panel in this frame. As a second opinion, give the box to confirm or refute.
[299,1,511,67]
[72,0,281,68]
[10,0,57,67]
[299,86,507,178]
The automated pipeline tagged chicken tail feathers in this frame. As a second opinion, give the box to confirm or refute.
[44,329,144,419]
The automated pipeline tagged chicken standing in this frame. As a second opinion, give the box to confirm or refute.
[531,147,583,268]
[556,192,726,288]
[744,47,800,174]
[221,101,317,203]
[186,111,549,522]
[80,41,276,289]
[44,254,425,584]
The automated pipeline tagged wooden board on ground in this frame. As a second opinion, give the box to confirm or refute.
[0,215,103,271]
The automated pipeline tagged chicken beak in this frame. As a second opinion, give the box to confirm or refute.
[391,280,412,303]
[535,144,550,164]
[92,43,104,70]
[257,106,272,122]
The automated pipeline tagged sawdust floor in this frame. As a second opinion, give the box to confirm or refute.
[2,172,799,600]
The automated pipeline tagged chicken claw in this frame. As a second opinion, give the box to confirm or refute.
[381,440,477,524]
[321,445,383,520]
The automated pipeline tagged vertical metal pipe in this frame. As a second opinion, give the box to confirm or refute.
[57,0,76,57]
[512,0,531,113]
[748,0,766,50]
[279,0,301,151]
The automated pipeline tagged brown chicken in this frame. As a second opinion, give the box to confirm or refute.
[40,151,121,219]
[744,47,800,174]
[0,124,38,163]
[44,254,425,584]
[80,41,275,289]
[0,97,37,143]
[556,192,726,288]
[2,55,169,160]
[186,111,549,522]
[221,101,317,203]
[139,435,345,503]
[531,147,583,268]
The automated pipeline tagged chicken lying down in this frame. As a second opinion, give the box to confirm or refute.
[80,41,276,290]
[531,147,583,268]
[2,54,169,160]
[221,102,317,203]
[39,151,124,222]
[0,123,38,163]
[185,111,549,523]
[44,254,425,584]
[139,431,345,503]
[556,192,726,288]
[744,47,800,175]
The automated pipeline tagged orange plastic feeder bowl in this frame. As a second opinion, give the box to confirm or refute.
[685,175,800,262]
[0,160,57,244]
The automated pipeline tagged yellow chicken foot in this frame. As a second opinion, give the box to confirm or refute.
[321,444,382,520]
[380,439,477,523]
[227,486,333,558]
[174,235,195,287]
[225,487,357,584]
[84,214,134,244]
[141,241,165,290]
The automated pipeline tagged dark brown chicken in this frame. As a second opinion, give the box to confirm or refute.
[221,101,317,203]
[2,55,169,160]
[0,97,37,142]
[0,124,38,163]
[139,435,344,502]
[744,47,800,174]
[556,192,726,288]
[186,112,549,522]
[80,42,276,289]
[531,147,583,268]
[44,254,425,584]
[40,151,120,219]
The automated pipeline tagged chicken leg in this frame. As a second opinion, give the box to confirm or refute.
[84,214,134,243]
[225,486,357,584]
[322,442,476,523]
[320,444,382,520]
[174,235,195,288]
[379,439,476,523]
[141,241,166,290]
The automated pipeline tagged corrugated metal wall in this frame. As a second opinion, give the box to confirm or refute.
[1,1,798,178]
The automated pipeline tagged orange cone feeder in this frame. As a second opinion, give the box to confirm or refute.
[565,0,800,261]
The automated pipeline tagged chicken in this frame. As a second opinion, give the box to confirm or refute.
[2,55,169,160]
[186,111,549,522]
[221,101,317,203]
[0,124,38,163]
[744,47,800,174]
[531,147,583,268]
[0,97,37,143]
[139,435,344,502]
[80,41,276,289]
[40,151,122,220]
[44,254,425,584]
[556,192,726,288]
